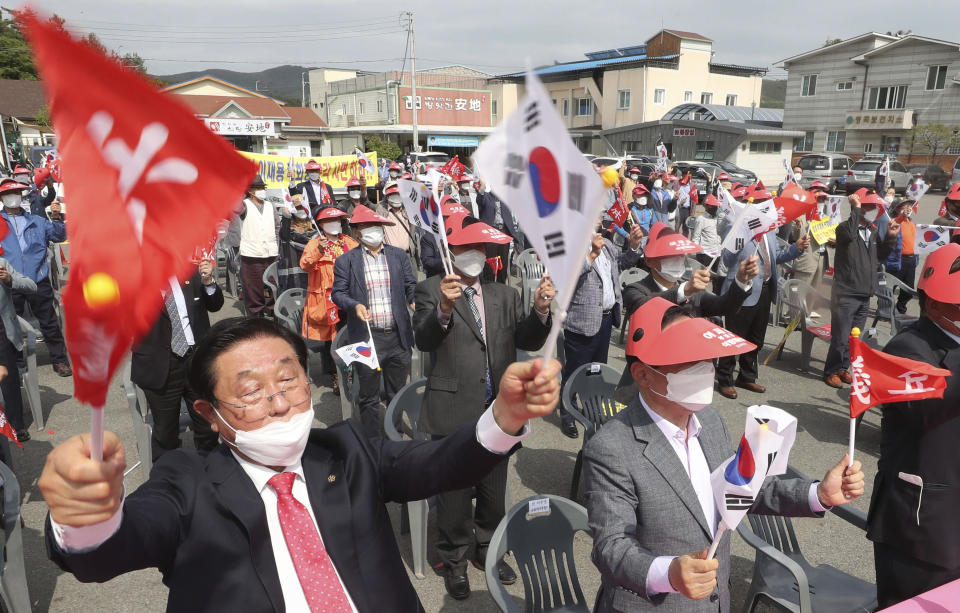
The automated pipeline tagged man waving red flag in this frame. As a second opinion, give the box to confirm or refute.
[20,12,257,420]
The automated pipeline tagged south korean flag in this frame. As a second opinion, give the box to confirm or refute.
[915,224,954,254]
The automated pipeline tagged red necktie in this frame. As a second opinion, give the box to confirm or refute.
[268,472,352,612]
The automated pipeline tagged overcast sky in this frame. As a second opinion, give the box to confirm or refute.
[25,0,956,78]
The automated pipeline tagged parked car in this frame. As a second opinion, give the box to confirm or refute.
[951,156,960,192]
[845,159,912,194]
[796,154,853,193]
[409,151,450,170]
[701,160,757,185]
[668,161,714,199]
[906,164,951,192]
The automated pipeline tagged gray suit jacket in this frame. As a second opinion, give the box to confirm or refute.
[584,401,821,612]
[720,229,801,308]
[564,238,641,337]
[0,257,35,351]
[413,276,550,435]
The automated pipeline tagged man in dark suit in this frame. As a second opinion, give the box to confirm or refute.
[476,181,520,283]
[585,298,865,612]
[331,204,417,438]
[867,243,960,607]
[419,199,471,278]
[414,215,554,599]
[131,260,223,458]
[39,317,562,612]
[716,224,809,399]
[290,159,336,218]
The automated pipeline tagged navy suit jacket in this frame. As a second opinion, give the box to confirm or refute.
[476,191,519,240]
[720,229,801,308]
[331,244,417,350]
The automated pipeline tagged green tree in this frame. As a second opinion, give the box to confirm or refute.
[907,123,960,164]
[824,38,843,47]
[34,104,51,127]
[365,135,401,162]
[0,15,37,79]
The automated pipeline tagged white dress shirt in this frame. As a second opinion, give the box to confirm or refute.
[166,277,218,348]
[593,250,616,310]
[50,406,529,609]
[639,396,828,595]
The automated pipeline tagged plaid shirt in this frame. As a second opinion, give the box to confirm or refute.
[362,246,394,329]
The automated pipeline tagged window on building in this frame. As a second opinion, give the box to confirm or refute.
[577,98,593,116]
[700,92,713,105]
[492,99,498,116]
[562,99,569,116]
[340,104,346,116]
[949,130,960,155]
[683,90,693,103]
[826,130,846,152]
[926,65,948,90]
[725,94,738,106]
[358,102,365,115]
[868,85,908,110]
[376,99,383,113]
[863,143,874,153]
[653,89,665,104]
[836,81,853,91]
[622,140,641,153]
[694,140,715,160]
[551,98,557,107]
[793,131,815,152]
[618,89,631,109]
[801,74,818,97]
[748,141,782,153]
[880,135,901,153]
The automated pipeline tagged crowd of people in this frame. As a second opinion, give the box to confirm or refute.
[4,148,958,611]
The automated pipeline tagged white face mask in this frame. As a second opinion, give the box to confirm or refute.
[629,174,639,181]
[656,255,686,283]
[214,407,315,467]
[884,195,895,204]
[308,172,320,182]
[454,248,486,277]
[637,196,648,206]
[387,194,402,207]
[0,194,22,209]
[253,190,267,201]
[389,171,399,179]
[359,225,384,246]
[348,189,362,200]
[649,361,716,411]
[653,179,663,190]
[321,221,342,236]
[793,173,803,183]
[12,175,29,185]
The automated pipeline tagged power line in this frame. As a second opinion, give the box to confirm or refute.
[90,26,406,44]
[67,14,400,30]
[68,18,404,37]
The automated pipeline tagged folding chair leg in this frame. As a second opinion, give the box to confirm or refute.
[800,330,814,373]
[1,516,31,612]
[23,336,43,431]
[570,448,584,500]
[408,499,428,579]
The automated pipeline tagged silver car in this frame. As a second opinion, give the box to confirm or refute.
[846,159,913,195]
[796,154,853,194]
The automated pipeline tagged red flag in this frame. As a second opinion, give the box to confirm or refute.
[756,179,766,191]
[607,185,630,227]
[0,404,22,449]
[22,12,257,406]
[770,184,818,232]
[486,256,503,276]
[689,183,699,205]
[940,200,949,218]
[439,155,466,181]
[849,335,952,418]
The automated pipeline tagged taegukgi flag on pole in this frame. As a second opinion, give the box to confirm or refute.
[655,139,669,172]
[915,225,955,254]
[710,405,797,532]
[335,341,380,370]
[353,147,377,181]
[472,67,607,310]
[722,200,779,253]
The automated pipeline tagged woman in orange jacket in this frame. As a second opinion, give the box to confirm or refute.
[300,207,358,394]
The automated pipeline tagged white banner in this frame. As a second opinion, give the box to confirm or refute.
[203,117,275,136]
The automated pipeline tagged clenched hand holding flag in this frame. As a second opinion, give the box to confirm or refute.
[21,10,257,459]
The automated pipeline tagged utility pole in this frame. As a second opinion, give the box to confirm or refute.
[406,11,419,152]
[301,71,307,107]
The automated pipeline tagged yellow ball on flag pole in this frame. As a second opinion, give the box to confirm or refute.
[600,167,619,188]
[851,327,861,338]
[82,273,120,309]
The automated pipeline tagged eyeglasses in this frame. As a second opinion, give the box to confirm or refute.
[215,376,310,414]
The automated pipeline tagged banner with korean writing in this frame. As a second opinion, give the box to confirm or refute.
[397,87,491,127]
[239,151,378,188]
[809,218,839,245]
[204,118,275,137]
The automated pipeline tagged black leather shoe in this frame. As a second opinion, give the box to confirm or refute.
[561,421,579,439]
[471,557,518,585]
[444,569,470,600]
[53,362,73,377]
[15,429,29,442]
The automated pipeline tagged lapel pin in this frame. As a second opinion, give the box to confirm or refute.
[327,474,336,483]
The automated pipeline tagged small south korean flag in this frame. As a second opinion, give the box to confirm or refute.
[335,341,380,370]
[915,225,953,255]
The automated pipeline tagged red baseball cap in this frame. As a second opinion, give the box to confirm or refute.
[808,180,829,192]
[626,297,756,365]
[445,215,511,246]
[859,192,886,207]
[747,185,773,201]
[730,185,748,199]
[346,176,363,188]
[305,160,323,171]
[401,172,413,180]
[316,207,348,221]
[349,204,394,225]
[946,183,960,201]
[388,161,402,171]
[440,198,471,218]
[0,179,30,195]
[11,165,28,175]
[717,172,730,181]
[383,182,400,195]
[702,194,721,207]
[457,174,473,183]
[632,184,650,197]
[917,243,960,304]
[644,222,703,258]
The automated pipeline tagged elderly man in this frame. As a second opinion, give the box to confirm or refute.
[331,204,417,438]
[11,164,56,217]
[868,243,960,607]
[585,298,865,612]
[0,177,70,376]
[934,183,960,227]
[238,177,280,318]
[291,159,336,217]
[39,317,561,613]
[414,214,554,599]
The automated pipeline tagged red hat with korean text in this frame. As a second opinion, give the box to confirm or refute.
[316,207,348,221]
[346,176,363,188]
[702,194,721,208]
[917,243,960,304]
[644,222,703,258]
[945,183,960,202]
[808,180,829,192]
[716,172,730,181]
[445,215,512,246]
[632,184,650,198]
[388,161,402,171]
[305,160,323,171]
[383,182,400,195]
[0,178,30,196]
[859,191,887,207]
[349,204,394,225]
[747,184,773,202]
[440,197,471,218]
[11,165,29,175]
[730,185,748,200]
[626,297,756,365]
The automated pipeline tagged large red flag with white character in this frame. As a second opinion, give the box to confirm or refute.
[849,334,952,418]
[22,11,257,407]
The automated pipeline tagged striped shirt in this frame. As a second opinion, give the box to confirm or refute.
[362,246,394,329]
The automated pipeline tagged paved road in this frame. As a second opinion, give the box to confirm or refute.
[12,191,950,611]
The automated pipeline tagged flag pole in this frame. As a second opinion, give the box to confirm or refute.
[365,318,381,371]
[90,405,105,462]
[847,326,863,467]
[706,198,752,270]
[706,520,727,560]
